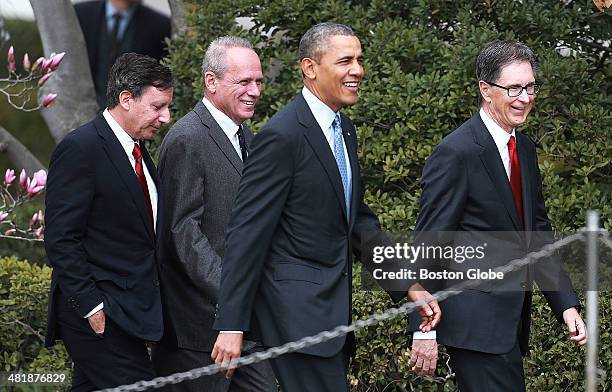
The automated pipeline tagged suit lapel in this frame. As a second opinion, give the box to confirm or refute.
[342,114,359,228]
[296,95,348,223]
[94,115,155,241]
[471,114,522,231]
[193,101,244,174]
[516,132,533,245]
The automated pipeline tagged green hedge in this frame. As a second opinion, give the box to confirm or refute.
[0,257,70,390]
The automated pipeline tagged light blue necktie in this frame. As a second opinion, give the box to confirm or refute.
[332,113,351,218]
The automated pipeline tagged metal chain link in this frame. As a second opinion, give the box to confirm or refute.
[98,232,588,392]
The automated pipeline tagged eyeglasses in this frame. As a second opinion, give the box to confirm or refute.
[485,81,541,97]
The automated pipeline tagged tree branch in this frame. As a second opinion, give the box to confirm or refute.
[30,0,98,145]
[0,125,45,172]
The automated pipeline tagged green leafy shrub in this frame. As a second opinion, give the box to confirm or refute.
[0,257,71,389]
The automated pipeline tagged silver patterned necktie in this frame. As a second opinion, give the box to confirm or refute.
[332,113,351,218]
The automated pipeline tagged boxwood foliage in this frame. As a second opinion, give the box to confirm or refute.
[0,257,71,389]
[162,0,611,390]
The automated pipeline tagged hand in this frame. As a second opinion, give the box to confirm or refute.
[87,309,105,334]
[410,339,438,377]
[211,333,243,379]
[407,283,441,332]
[563,307,587,345]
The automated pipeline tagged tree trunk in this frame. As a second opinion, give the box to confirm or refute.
[0,125,45,172]
[168,0,187,36]
[30,0,98,145]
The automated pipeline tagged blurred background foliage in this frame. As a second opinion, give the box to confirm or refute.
[1,0,610,390]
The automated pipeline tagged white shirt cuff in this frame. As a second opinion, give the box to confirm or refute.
[84,302,104,318]
[413,330,436,340]
[219,331,244,334]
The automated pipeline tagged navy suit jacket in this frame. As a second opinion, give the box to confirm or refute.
[213,93,402,357]
[410,112,579,355]
[44,113,163,346]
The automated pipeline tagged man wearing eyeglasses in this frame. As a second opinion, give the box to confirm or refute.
[408,40,586,391]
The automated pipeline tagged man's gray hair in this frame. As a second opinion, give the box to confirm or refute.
[201,36,253,77]
[299,23,356,62]
[476,40,538,84]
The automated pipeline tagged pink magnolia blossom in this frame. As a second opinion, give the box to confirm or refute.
[30,212,39,226]
[33,170,47,187]
[0,211,8,222]
[42,57,52,73]
[4,228,16,236]
[38,72,53,87]
[7,45,15,73]
[19,169,27,189]
[4,169,16,185]
[23,53,31,71]
[31,57,44,73]
[37,209,45,225]
[50,52,65,71]
[35,226,44,238]
[26,177,44,197]
[42,93,57,108]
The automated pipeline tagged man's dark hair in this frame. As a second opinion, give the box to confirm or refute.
[476,40,538,84]
[106,53,173,109]
[298,22,356,62]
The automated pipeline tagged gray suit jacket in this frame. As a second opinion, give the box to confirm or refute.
[157,101,253,351]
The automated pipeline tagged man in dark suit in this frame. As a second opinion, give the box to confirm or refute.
[152,36,275,392]
[211,23,440,391]
[408,41,587,391]
[44,53,173,392]
[74,0,171,109]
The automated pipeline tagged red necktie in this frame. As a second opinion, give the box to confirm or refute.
[507,136,524,225]
[132,142,154,226]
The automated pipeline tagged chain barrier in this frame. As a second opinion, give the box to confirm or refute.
[98,231,594,392]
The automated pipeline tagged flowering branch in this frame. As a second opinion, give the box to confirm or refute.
[0,168,46,242]
[0,45,64,112]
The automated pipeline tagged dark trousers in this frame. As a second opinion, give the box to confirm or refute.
[446,343,526,392]
[55,294,154,392]
[270,350,349,392]
[151,343,276,392]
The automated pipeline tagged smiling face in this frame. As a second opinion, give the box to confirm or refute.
[480,61,535,133]
[301,35,364,112]
[123,85,173,140]
[205,47,263,124]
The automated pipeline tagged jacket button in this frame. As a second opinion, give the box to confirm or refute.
[342,271,348,277]
[153,280,160,287]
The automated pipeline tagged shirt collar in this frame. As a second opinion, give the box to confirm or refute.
[105,1,136,26]
[103,108,137,156]
[479,107,515,152]
[202,96,241,139]
[302,86,337,132]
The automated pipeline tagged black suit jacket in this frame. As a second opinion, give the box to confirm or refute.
[156,101,254,351]
[213,93,395,357]
[44,113,163,346]
[411,112,579,355]
[75,0,170,67]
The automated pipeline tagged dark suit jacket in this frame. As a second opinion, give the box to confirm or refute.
[410,112,579,355]
[74,0,170,107]
[213,93,397,357]
[44,113,163,346]
[156,101,254,352]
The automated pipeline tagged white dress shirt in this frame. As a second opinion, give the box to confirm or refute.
[202,97,245,160]
[301,86,352,185]
[479,108,516,180]
[85,109,159,318]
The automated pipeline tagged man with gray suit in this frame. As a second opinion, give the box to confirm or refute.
[152,36,275,392]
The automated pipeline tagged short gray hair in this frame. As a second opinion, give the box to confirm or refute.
[476,40,538,84]
[201,36,253,77]
[299,22,356,62]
